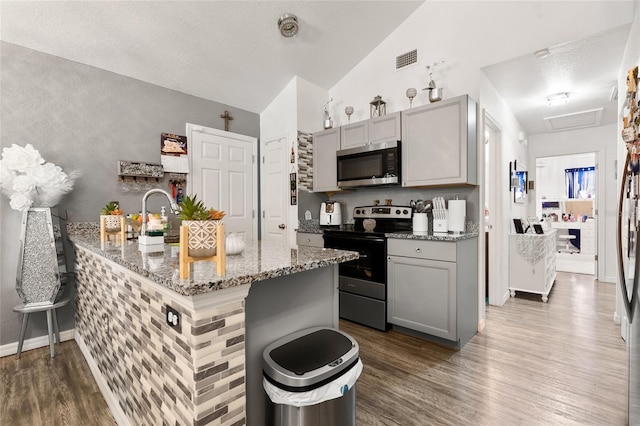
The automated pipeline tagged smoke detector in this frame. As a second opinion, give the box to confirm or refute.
[278,13,299,38]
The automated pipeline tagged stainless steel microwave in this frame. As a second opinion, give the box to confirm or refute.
[336,141,400,188]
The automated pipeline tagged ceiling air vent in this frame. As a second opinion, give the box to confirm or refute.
[396,49,417,70]
[543,108,604,132]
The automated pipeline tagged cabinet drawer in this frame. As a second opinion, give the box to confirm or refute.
[581,227,596,238]
[296,232,324,248]
[388,238,456,262]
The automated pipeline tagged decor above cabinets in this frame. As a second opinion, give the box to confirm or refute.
[401,94,477,187]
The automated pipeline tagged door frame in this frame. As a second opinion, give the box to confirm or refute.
[534,151,599,277]
[185,123,259,239]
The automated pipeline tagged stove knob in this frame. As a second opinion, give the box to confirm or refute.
[395,209,401,215]
[403,209,409,215]
[355,209,361,215]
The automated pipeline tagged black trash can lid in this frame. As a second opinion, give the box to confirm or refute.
[270,329,352,375]
[263,327,359,390]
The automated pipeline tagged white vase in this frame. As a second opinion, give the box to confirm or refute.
[16,207,67,305]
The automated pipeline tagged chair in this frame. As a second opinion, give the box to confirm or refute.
[13,297,71,359]
[558,234,577,252]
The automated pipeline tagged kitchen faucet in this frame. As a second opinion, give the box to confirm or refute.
[140,189,180,236]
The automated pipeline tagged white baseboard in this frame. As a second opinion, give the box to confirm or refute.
[603,275,616,284]
[0,329,75,358]
[75,333,130,426]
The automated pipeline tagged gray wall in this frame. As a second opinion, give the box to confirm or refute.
[0,42,260,346]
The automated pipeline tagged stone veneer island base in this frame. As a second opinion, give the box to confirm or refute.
[71,235,357,426]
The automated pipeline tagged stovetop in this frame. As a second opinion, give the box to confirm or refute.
[322,205,413,236]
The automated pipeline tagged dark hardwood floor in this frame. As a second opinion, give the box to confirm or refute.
[1,272,627,425]
[342,272,628,425]
[0,340,116,426]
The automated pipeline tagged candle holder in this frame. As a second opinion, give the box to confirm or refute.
[345,106,354,123]
[406,88,417,107]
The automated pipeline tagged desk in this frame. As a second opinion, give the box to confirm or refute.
[551,220,596,274]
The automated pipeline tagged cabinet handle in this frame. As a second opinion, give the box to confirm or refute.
[387,256,391,261]
[415,248,421,253]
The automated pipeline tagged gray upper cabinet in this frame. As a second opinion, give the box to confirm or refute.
[312,127,341,192]
[369,111,401,144]
[340,112,401,149]
[401,95,477,187]
[340,120,369,149]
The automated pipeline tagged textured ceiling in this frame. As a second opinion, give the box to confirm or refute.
[0,1,423,114]
[482,24,631,135]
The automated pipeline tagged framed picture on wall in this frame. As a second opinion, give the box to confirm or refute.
[513,170,528,203]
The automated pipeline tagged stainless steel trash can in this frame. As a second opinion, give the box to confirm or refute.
[262,327,360,426]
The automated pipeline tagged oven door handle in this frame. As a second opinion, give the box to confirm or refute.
[324,235,385,244]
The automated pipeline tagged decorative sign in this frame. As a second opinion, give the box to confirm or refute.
[117,161,164,177]
[290,172,297,205]
[161,133,189,173]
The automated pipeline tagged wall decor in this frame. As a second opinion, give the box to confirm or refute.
[369,95,386,117]
[323,98,334,129]
[290,172,297,205]
[423,59,445,103]
[345,106,354,123]
[160,133,188,173]
[220,110,234,131]
[118,160,164,178]
[406,88,417,107]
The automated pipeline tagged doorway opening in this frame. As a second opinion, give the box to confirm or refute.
[535,153,597,276]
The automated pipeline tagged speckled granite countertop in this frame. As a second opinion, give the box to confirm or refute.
[386,231,478,241]
[69,234,358,296]
[296,228,478,242]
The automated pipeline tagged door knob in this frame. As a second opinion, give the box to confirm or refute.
[278,224,286,229]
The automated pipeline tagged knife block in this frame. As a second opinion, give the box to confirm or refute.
[433,212,448,234]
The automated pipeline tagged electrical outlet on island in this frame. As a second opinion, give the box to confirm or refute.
[166,305,181,332]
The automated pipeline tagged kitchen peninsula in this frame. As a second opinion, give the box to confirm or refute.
[69,232,358,426]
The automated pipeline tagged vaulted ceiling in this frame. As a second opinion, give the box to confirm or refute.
[1,1,636,135]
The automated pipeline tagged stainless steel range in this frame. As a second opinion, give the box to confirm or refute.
[323,205,412,331]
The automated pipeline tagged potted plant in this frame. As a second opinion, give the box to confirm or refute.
[179,195,225,257]
[100,201,124,231]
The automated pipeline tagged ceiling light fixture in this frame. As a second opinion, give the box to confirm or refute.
[278,13,299,38]
[546,92,570,106]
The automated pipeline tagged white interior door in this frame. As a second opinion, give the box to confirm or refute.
[260,136,288,243]
[483,111,503,306]
[187,124,257,241]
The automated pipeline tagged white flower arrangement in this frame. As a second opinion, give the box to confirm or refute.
[0,144,78,212]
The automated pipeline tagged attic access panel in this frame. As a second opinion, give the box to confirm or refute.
[543,108,604,132]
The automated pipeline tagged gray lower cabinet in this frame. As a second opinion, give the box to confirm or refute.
[387,237,478,348]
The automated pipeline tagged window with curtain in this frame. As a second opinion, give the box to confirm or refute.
[565,166,595,198]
